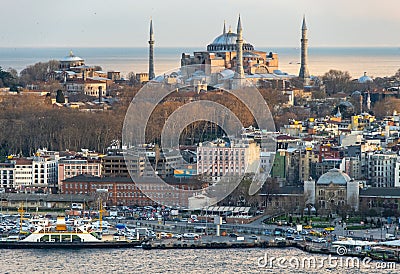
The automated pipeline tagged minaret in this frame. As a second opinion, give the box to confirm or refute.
[148,19,155,80]
[335,107,342,118]
[367,91,371,111]
[235,15,245,79]
[223,20,226,35]
[299,15,310,84]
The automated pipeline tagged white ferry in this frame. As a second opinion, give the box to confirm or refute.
[0,215,141,249]
[21,216,102,243]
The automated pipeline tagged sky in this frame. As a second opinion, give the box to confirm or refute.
[1,0,400,48]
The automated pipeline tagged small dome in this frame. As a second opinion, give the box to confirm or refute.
[219,69,235,79]
[358,72,373,84]
[60,51,84,62]
[339,101,354,108]
[243,51,260,58]
[317,169,351,185]
[351,90,362,97]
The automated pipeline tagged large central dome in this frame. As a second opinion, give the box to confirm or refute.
[207,30,254,52]
[212,32,246,45]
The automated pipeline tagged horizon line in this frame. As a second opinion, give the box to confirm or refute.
[0,45,399,49]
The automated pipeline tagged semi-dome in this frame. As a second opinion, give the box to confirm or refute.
[358,72,373,84]
[207,31,254,52]
[317,168,351,185]
[243,51,260,57]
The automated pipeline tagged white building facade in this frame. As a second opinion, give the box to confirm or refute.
[32,156,58,192]
[197,139,260,182]
[0,163,14,191]
[58,159,102,190]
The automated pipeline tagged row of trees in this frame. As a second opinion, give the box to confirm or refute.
[321,68,400,95]
[0,85,293,157]
[140,87,291,144]
[0,61,62,90]
[0,95,124,157]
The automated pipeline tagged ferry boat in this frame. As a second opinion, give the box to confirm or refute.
[0,209,141,249]
[21,216,105,243]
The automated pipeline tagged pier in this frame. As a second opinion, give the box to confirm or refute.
[141,238,400,263]
[142,238,294,250]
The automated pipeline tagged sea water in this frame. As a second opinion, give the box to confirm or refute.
[0,247,397,273]
[0,47,400,79]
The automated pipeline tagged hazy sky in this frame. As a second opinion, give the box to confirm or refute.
[1,0,400,48]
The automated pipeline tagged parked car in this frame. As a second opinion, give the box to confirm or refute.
[264,230,272,236]
[229,233,239,238]
[305,236,313,242]
[294,236,304,241]
[183,233,199,239]
[309,230,322,237]
[274,230,282,236]
[276,220,288,226]
[286,228,296,234]
[248,235,258,240]
[312,237,327,243]
[172,233,182,240]
[275,237,286,242]
[286,235,294,240]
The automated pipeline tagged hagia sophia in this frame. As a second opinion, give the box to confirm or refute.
[149,15,310,89]
[180,21,279,75]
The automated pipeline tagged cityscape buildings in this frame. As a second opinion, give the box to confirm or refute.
[0,15,399,218]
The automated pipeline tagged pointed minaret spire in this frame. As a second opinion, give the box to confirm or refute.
[223,20,226,35]
[367,91,371,110]
[148,18,155,80]
[302,14,307,30]
[150,18,154,41]
[299,15,310,85]
[335,106,342,118]
[235,14,244,79]
[237,14,242,33]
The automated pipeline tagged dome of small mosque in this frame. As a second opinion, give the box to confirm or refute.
[60,51,84,62]
[358,72,373,84]
[317,169,351,185]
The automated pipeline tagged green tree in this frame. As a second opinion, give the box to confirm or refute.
[56,89,65,103]
[0,67,14,88]
[19,60,60,85]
